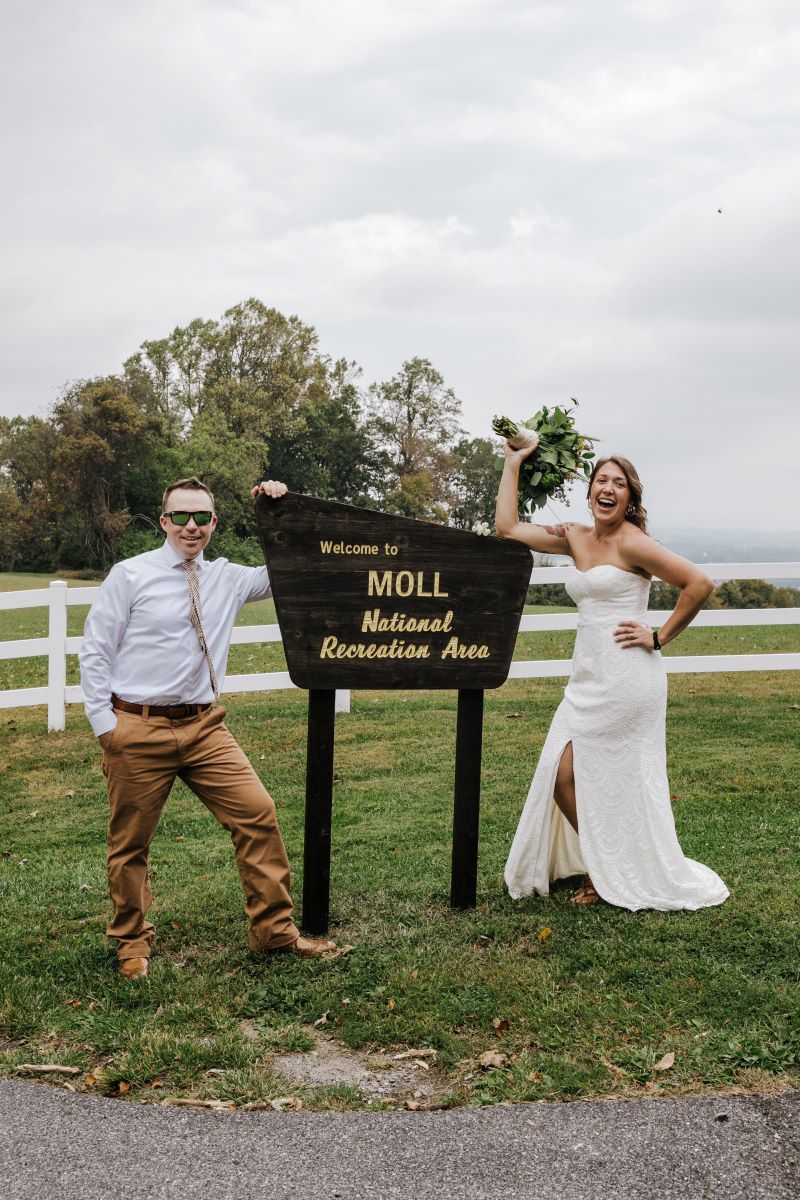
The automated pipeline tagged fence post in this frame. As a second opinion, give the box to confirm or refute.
[47,581,68,732]
[335,689,351,714]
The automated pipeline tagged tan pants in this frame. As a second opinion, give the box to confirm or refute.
[101,704,299,960]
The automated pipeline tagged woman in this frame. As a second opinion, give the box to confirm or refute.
[497,437,729,911]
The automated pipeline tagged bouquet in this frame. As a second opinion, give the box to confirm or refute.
[492,401,596,512]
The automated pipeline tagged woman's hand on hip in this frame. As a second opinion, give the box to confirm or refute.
[614,620,657,651]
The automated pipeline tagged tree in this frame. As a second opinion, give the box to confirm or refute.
[449,436,503,529]
[368,357,463,520]
[51,378,160,567]
[0,415,60,568]
[264,360,387,506]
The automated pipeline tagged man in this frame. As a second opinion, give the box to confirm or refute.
[79,475,335,979]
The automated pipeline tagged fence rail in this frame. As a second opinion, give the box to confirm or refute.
[1,562,798,730]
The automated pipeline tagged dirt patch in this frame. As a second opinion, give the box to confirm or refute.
[271,1034,450,1105]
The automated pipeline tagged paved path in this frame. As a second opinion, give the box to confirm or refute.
[2,1080,798,1199]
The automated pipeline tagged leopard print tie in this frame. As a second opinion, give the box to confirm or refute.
[183,559,219,700]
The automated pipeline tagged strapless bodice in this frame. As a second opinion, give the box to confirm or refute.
[565,564,651,625]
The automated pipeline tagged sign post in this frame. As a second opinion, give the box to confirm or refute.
[255,493,531,932]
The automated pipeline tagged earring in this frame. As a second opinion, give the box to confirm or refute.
[626,504,636,516]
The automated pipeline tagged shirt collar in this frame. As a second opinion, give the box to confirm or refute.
[159,540,206,570]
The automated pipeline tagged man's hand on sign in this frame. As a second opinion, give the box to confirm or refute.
[251,480,288,500]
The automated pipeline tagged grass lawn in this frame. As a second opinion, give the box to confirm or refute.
[0,576,799,1110]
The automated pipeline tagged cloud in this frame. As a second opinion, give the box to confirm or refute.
[0,0,797,529]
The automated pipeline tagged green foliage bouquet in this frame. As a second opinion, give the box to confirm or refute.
[492,401,596,512]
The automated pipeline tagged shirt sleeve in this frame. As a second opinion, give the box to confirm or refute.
[239,564,272,604]
[78,565,131,737]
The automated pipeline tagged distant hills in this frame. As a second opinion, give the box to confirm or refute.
[655,528,799,586]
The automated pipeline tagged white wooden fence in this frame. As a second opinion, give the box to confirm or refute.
[1,563,798,731]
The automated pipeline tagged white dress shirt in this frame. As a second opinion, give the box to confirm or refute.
[79,540,271,737]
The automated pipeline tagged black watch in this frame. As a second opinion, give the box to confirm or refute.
[652,629,661,652]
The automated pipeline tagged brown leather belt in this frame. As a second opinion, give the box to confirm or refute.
[111,694,212,720]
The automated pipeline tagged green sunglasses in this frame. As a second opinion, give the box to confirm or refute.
[164,510,214,527]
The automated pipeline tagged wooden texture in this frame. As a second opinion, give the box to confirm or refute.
[302,688,336,934]
[255,492,531,690]
[450,689,485,910]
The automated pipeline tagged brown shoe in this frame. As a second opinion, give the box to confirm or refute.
[119,957,149,980]
[277,935,337,959]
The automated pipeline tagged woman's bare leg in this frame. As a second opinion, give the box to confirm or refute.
[554,742,599,904]
[554,741,578,832]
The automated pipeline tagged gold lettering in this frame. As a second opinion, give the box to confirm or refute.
[416,571,432,597]
[320,635,433,660]
[441,637,490,660]
[320,635,337,658]
[395,570,414,597]
[368,570,393,596]
[433,571,448,597]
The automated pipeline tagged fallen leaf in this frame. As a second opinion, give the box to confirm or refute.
[340,997,350,1007]
[393,1048,437,1061]
[654,1052,675,1072]
[537,928,553,942]
[313,1011,329,1027]
[164,1098,234,1110]
[62,1082,77,1093]
[170,922,182,930]
[17,1064,81,1076]
[506,712,523,719]
[84,1074,97,1088]
[478,1050,509,1070]
[68,999,81,1008]
[29,810,40,817]
[117,1081,130,1094]
[527,1071,543,1082]
[409,968,419,979]
[492,1017,510,1034]
[412,1059,430,1070]
[387,998,396,1012]
[405,1099,421,1111]
[321,944,354,962]
[789,704,800,711]
[65,791,75,798]
[269,1096,303,1111]
[151,1080,163,1089]
[601,1058,625,1079]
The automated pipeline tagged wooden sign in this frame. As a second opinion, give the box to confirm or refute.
[254,493,532,689]
[253,492,533,933]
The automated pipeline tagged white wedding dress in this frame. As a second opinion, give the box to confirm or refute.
[504,565,729,911]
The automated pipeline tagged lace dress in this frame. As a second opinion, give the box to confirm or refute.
[504,565,729,911]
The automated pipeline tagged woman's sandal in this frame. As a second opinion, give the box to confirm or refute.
[572,877,600,905]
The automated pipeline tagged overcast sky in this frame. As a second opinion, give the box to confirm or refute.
[1,0,798,533]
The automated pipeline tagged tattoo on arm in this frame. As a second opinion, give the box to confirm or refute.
[545,524,568,538]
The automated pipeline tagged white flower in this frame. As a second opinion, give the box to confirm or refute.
[472,520,492,536]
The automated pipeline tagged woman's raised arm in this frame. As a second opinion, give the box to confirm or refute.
[495,441,574,556]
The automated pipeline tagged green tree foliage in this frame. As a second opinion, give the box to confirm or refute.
[264,360,387,507]
[449,437,503,529]
[50,378,163,568]
[368,357,462,520]
[636,578,798,610]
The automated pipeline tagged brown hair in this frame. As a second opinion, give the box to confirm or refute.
[162,475,216,514]
[587,456,648,533]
